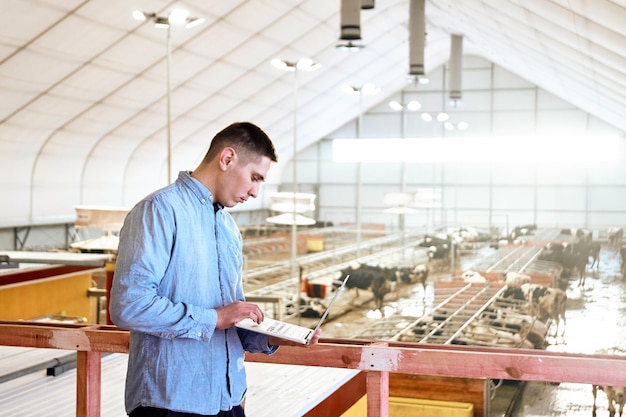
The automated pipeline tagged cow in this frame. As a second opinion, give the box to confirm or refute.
[337,263,395,310]
[459,321,535,349]
[419,233,450,258]
[593,385,625,417]
[505,271,531,287]
[461,270,487,283]
[523,283,567,339]
[502,283,567,340]
[539,241,590,285]
[418,233,458,271]
[408,263,429,289]
[572,241,594,286]
[508,224,537,242]
[608,227,624,252]
[576,229,601,269]
[589,241,601,270]
[394,266,413,285]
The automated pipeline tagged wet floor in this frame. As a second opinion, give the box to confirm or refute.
[509,246,626,417]
[316,245,626,417]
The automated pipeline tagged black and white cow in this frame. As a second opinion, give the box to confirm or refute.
[418,233,460,271]
[502,283,567,339]
[508,224,537,242]
[337,263,395,310]
[408,264,429,289]
[418,233,451,260]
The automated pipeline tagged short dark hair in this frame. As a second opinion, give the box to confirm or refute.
[203,122,278,164]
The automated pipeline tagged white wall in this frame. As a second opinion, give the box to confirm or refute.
[280,56,626,236]
[3,56,625,250]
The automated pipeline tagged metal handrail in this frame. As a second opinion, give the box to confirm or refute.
[1,321,626,417]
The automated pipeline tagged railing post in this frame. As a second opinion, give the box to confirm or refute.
[76,350,102,417]
[366,370,389,417]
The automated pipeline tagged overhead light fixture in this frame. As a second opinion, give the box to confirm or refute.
[296,58,321,71]
[154,17,170,29]
[132,10,148,21]
[361,83,380,95]
[337,0,365,50]
[133,8,204,30]
[384,192,414,206]
[339,0,361,41]
[268,192,316,213]
[389,100,403,111]
[406,100,421,111]
[437,112,449,122]
[185,17,205,29]
[406,75,430,85]
[335,40,365,50]
[457,121,469,130]
[341,84,358,94]
[342,83,379,95]
[449,33,463,102]
[266,213,316,226]
[408,0,426,76]
[168,9,189,24]
[389,100,421,111]
[271,58,293,72]
[443,121,455,130]
[421,112,433,122]
[271,58,321,72]
[361,0,375,9]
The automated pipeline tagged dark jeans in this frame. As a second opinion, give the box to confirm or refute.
[130,405,245,417]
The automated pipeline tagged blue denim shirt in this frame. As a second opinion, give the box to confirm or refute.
[110,171,277,415]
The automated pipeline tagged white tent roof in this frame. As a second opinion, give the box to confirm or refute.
[1,0,625,227]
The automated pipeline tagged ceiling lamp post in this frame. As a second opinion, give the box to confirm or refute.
[272,58,321,319]
[133,9,205,185]
[341,83,379,256]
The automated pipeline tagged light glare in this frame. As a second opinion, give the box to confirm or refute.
[437,112,449,122]
[332,136,622,164]
[389,101,403,111]
[132,10,147,21]
[169,9,189,24]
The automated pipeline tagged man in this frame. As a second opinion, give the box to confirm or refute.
[110,122,320,417]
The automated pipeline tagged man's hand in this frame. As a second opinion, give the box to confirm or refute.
[268,329,322,347]
[216,301,264,330]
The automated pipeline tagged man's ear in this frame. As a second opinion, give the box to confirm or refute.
[219,147,237,170]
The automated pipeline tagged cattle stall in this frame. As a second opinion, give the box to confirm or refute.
[243,231,431,320]
[346,236,569,417]
[460,245,563,288]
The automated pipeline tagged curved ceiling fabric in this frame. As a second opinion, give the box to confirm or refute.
[0,0,625,226]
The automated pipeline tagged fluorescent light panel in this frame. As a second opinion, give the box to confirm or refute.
[332,136,623,164]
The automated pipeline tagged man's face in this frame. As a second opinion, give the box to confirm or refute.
[219,155,272,208]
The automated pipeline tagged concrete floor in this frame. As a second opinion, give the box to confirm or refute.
[313,243,626,417]
[491,246,626,417]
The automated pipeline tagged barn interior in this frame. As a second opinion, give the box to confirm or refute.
[1,1,626,417]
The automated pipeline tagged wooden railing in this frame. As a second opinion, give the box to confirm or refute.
[2,320,626,417]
